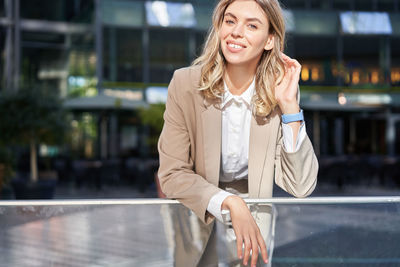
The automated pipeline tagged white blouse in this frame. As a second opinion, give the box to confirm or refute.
[207,79,307,222]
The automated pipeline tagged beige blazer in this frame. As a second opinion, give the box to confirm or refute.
[158,65,318,224]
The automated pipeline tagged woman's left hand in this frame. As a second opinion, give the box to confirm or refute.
[274,53,301,114]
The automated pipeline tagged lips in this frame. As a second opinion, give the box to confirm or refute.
[226,40,246,53]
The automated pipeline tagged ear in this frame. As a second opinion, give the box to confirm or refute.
[264,34,274,51]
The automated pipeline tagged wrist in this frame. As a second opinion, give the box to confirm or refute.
[282,109,304,124]
[221,195,242,210]
[279,102,300,114]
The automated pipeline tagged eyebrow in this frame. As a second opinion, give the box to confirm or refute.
[224,12,264,24]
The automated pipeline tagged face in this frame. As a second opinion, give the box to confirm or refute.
[219,0,274,68]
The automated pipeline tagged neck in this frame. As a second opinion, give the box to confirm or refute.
[224,63,257,95]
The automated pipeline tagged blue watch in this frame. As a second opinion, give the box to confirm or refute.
[282,109,304,124]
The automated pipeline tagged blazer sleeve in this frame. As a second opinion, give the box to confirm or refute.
[274,123,318,197]
[157,71,222,224]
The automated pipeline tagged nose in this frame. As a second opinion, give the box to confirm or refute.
[231,23,244,38]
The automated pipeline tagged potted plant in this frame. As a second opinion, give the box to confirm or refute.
[0,86,70,199]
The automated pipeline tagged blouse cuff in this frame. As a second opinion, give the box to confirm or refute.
[281,122,306,153]
[207,190,234,223]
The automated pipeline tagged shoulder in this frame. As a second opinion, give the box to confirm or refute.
[171,65,202,91]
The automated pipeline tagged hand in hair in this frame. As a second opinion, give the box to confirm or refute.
[275,53,301,115]
[222,195,268,266]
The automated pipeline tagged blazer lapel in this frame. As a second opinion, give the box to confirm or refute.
[201,104,221,186]
[248,116,271,197]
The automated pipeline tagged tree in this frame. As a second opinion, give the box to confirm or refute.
[0,87,69,183]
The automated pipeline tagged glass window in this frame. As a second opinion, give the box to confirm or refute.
[0,0,4,17]
[310,0,333,10]
[21,31,96,97]
[0,28,4,90]
[145,1,196,28]
[332,0,351,10]
[293,10,338,35]
[294,36,337,86]
[149,29,188,83]
[20,0,94,23]
[378,0,395,11]
[195,30,207,57]
[102,0,143,27]
[194,5,212,31]
[340,12,392,35]
[281,0,305,9]
[391,38,400,86]
[391,13,400,37]
[341,36,382,86]
[103,28,142,83]
[354,0,374,11]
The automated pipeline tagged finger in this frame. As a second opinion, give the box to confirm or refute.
[243,237,251,266]
[257,233,268,264]
[250,236,259,267]
[236,235,243,260]
[281,52,290,60]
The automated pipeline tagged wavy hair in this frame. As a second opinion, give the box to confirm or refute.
[193,0,286,117]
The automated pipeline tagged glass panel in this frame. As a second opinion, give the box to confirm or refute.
[283,10,295,33]
[0,0,4,17]
[293,36,337,86]
[310,0,332,10]
[342,36,382,86]
[281,0,305,9]
[145,1,196,28]
[294,10,338,35]
[332,0,352,11]
[149,29,188,83]
[103,28,142,83]
[0,199,399,266]
[21,31,95,97]
[20,0,94,23]
[354,0,374,11]
[392,38,400,86]
[194,5,212,31]
[102,0,143,27]
[340,12,392,35]
[390,13,400,36]
[0,27,5,91]
[378,0,395,12]
[21,33,67,93]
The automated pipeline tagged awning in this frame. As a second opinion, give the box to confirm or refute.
[64,93,148,111]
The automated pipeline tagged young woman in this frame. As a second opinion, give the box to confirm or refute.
[158,0,318,266]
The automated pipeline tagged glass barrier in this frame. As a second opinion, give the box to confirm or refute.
[0,197,399,266]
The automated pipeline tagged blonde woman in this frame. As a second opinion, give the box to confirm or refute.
[158,0,318,266]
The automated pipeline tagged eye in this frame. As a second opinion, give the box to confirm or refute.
[225,19,235,25]
[248,24,258,30]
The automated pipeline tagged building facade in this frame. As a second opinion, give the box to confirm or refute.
[1,0,400,160]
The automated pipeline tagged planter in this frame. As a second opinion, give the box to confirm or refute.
[12,173,57,199]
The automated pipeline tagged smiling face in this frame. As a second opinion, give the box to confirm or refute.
[219,0,274,68]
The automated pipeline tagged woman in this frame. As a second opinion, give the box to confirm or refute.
[158,0,318,266]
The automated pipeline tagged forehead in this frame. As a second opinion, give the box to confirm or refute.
[224,0,268,22]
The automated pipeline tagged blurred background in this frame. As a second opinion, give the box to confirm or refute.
[0,0,399,199]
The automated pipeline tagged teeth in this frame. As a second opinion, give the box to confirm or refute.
[228,43,243,49]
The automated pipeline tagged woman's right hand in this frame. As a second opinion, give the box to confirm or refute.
[222,195,268,266]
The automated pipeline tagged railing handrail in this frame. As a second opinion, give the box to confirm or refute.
[0,196,399,206]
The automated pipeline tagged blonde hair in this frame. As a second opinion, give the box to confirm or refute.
[193,0,286,117]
